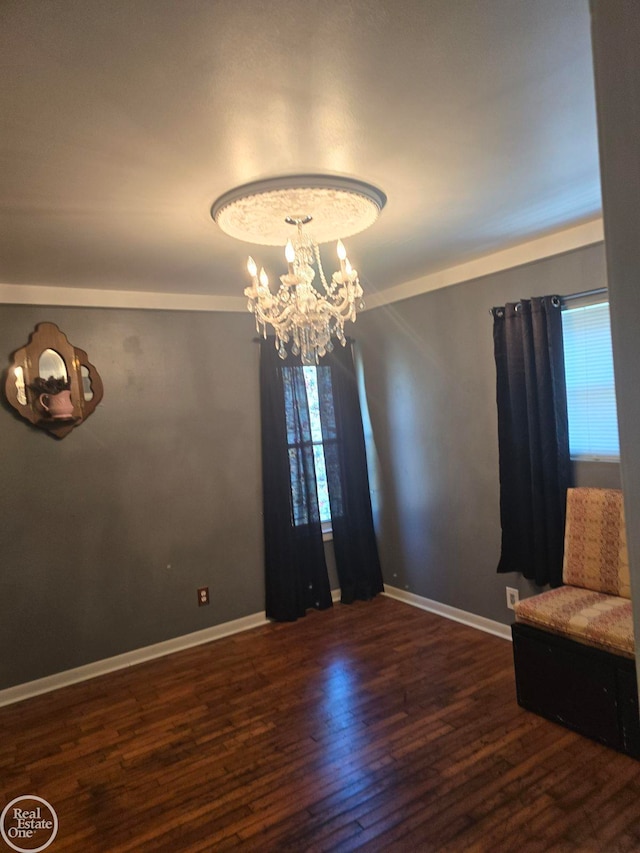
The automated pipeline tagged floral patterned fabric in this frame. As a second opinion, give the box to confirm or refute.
[562,487,630,598]
[514,585,635,658]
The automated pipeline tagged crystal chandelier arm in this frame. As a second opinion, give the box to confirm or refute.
[330,286,361,321]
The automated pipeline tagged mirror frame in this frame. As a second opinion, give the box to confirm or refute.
[5,323,104,439]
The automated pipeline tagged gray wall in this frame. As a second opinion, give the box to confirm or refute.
[0,241,621,688]
[356,242,616,625]
[0,306,264,690]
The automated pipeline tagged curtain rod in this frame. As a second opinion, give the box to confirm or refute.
[560,287,608,303]
[489,287,608,315]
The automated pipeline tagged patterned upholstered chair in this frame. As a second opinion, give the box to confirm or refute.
[511,488,639,757]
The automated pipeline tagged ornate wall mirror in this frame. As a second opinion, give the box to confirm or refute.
[4,323,103,438]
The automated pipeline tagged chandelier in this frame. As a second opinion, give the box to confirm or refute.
[211,175,386,365]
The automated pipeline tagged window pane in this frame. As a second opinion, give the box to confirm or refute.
[283,367,314,446]
[284,365,337,528]
[288,447,307,526]
[316,366,337,440]
[312,443,332,523]
[304,365,333,526]
[303,366,324,443]
[562,302,620,459]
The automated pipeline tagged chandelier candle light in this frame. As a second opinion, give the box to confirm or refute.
[245,223,359,363]
[211,176,386,365]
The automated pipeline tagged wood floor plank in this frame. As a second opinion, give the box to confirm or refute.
[1,596,639,851]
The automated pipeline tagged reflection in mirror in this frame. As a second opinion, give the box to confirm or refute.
[39,349,68,383]
[14,366,27,406]
[80,365,94,401]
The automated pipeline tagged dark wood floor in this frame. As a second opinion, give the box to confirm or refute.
[2,596,640,852]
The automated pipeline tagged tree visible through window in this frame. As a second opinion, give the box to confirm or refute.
[282,365,337,533]
[301,366,332,526]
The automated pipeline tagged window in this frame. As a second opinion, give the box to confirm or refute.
[301,366,331,527]
[283,365,340,534]
[562,300,620,460]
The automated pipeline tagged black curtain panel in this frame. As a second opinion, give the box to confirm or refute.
[259,337,383,619]
[319,342,384,604]
[492,296,570,587]
[259,341,332,621]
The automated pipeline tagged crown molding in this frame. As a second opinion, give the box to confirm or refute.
[0,218,604,313]
[363,217,605,310]
[0,283,246,313]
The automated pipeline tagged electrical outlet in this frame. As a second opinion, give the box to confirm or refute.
[506,587,519,610]
[197,586,210,606]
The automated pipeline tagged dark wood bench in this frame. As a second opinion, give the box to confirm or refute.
[511,488,639,758]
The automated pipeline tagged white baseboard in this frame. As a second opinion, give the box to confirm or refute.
[383,586,512,641]
[0,589,509,708]
[0,611,269,709]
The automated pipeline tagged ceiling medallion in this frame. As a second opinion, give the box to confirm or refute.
[211,175,386,365]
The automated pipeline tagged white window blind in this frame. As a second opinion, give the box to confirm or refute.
[561,301,620,460]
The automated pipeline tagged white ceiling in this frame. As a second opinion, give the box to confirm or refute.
[0,0,601,303]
